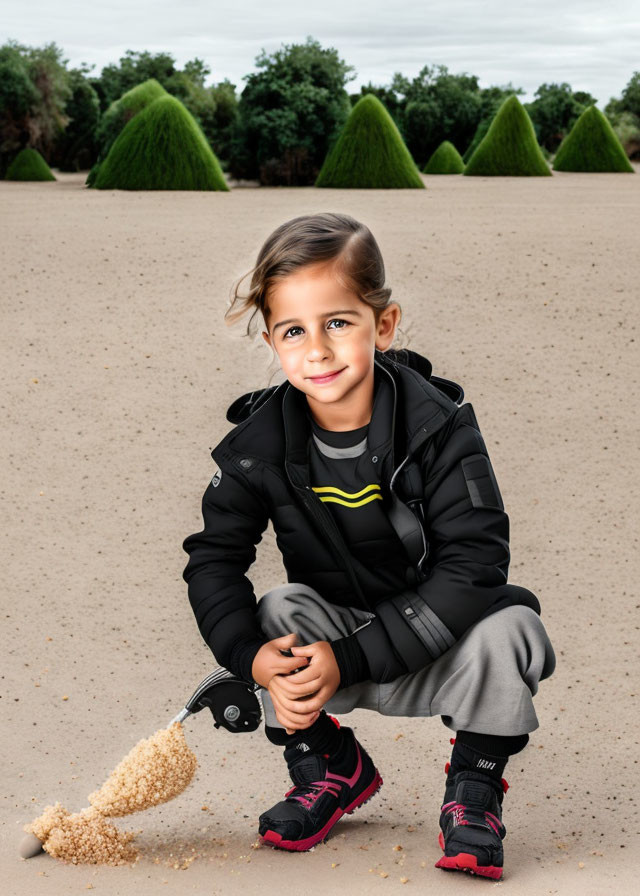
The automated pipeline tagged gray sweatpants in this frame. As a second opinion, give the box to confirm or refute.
[256,583,556,737]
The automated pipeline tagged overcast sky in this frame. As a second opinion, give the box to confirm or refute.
[3,0,638,106]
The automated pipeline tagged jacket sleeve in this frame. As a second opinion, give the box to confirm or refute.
[352,404,539,685]
[330,630,371,691]
[182,457,270,684]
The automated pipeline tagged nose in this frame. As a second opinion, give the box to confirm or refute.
[306,327,332,360]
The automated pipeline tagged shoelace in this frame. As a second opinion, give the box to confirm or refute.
[284,779,342,809]
[442,747,508,838]
[441,800,505,837]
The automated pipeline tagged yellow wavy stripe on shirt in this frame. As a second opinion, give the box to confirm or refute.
[318,494,384,508]
[312,484,381,499]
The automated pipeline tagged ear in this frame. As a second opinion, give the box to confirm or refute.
[375,302,401,352]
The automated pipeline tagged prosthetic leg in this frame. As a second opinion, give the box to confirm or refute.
[169,667,262,733]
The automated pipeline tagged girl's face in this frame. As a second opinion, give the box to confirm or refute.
[262,261,400,428]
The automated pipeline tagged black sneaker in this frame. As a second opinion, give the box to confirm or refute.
[258,724,383,851]
[435,761,508,880]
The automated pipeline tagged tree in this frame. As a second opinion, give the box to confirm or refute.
[349,82,404,122]
[604,72,640,159]
[605,71,640,119]
[182,58,210,89]
[0,40,71,175]
[89,50,238,165]
[526,82,597,153]
[622,73,640,117]
[227,36,355,184]
[93,79,168,168]
[205,79,239,166]
[315,93,424,188]
[92,50,178,109]
[0,44,39,174]
[54,66,100,170]
[5,146,56,180]
[93,95,228,191]
[423,140,465,174]
[553,105,634,172]
[168,71,236,165]
[464,95,551,177]
[463,84,525,161]
[385,65,483,165]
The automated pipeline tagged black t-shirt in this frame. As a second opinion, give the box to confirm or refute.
[306,377,409,599]
[307,414,407,577]
[305,393,411,688]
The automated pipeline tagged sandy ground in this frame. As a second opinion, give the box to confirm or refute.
[1,167,639,895]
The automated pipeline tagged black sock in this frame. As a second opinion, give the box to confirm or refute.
[447,731,529,785]
[265,710,344,760]
[457,729,529,757]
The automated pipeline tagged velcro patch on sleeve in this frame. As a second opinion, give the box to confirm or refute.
[461,453,504,510]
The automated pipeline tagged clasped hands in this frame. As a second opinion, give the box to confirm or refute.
[251,633,340,734]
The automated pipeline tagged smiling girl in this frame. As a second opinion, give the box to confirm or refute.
[182,212,556,879]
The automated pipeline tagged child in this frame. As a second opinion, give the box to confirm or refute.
[182,212,556,880]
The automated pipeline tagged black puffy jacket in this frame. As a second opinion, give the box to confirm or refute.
[182,348,541,686]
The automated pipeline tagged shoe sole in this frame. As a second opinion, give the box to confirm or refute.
[260,769,383,852]
[435,830,503,880]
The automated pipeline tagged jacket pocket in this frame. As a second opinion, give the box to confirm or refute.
[460,453,504,511]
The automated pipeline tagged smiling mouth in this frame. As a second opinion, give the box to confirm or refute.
[308,368,345,382]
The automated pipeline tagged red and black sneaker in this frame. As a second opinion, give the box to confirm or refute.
[435,758,509,880]
[258,723,383,851]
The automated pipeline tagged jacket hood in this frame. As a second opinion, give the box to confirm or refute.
[216,347,460,473]
[384,347,433,382]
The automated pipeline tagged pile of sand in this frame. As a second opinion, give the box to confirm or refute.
[24,804,138,865]
[23,722,198,865]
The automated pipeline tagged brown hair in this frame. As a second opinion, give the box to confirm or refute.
[224,212,405,363]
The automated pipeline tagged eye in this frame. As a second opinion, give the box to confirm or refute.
[282,319,351,340]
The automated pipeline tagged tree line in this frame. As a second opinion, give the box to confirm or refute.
[1,35,638,184]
